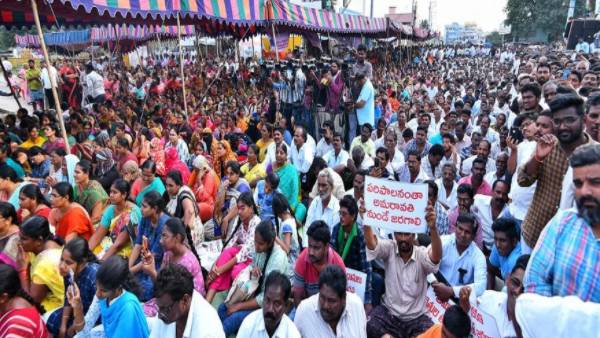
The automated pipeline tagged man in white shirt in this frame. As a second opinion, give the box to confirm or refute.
[294,265,367,338]
[459,255,530,338]
[475,115,500,144]
[290,125,315,174]
[575,38,590,54]
[436,163,458,210]
[461,140,496,177]
[432,213,487,302]
[238,271,301,338]
[41,60,59,109]
[472,180,510,252]
[264,127,290,167]
[305,169,340,234]
[324,132,349,174]
[503,113,540,252]
[149,264,225,338]
[382,129,405,173]
[420,144,444,179]
[315,121,334,158]
[84,62,105,104]
[484,152,510,185]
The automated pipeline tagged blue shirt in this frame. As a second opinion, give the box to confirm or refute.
[356,79,375,127]
[524,209,600,302]
[6,158,25,179]
[135,213,170,301]
[429,133,443,146]
[489,242,522,280]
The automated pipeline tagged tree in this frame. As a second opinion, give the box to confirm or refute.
[487,31,503,46]
[505,0,586,42]
[419,19,430,30]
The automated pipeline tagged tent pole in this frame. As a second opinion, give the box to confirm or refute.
[327,32,332,58]
[195,28,201,61]
[177,12,189,118]
[30,0,70,155]
[0,58,23,109]
[271,24,279,62]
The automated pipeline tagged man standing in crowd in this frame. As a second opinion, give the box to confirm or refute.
[354,72,375,135]
[519,94,595,253]
[294,265,366,338]
[40,60,59,110]
[25,59,43,111]
[525,144,600,301]
[84,62,105,104]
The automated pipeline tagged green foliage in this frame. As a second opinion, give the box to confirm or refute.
[505,0,586,41]
[419,20,430,30]
[487,31,503,46]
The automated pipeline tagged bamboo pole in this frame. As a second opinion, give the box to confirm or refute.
[176,12,189,118]
[271,23,279,62]
[30,0,70,154]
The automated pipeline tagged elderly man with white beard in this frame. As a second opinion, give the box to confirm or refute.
[524,144,600,302]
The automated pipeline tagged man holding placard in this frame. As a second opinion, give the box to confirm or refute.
[361,176,442,338]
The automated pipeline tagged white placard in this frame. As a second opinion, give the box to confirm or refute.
[346,268,367,303]
[424,286,502,338]
[364,176,428,233]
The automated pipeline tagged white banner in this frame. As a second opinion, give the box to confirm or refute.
[424,286,502,338]
[364,176,428,233]
[346,268,367,303]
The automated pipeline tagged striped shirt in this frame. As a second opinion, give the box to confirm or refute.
[524,209,600,302]
[0,307,49,338]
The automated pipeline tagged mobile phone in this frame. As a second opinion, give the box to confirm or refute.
[142,236,149,252]
[509,127,523,144]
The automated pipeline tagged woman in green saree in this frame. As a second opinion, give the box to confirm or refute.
[72,159,108,225]
[271,143,306,223]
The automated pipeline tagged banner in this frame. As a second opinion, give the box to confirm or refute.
[424,286,502,338]
[346,268,367,303]
[364,176,428,233]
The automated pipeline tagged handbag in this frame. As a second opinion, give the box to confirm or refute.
[224,265,260,306]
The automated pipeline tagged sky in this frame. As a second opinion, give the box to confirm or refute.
[343,0,508,34]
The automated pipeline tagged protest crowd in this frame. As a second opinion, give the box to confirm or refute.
[1,39,600,338]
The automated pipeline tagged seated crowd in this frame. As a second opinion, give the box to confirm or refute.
[1,43,600,338]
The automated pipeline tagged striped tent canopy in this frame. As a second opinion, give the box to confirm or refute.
[15,24,195,48]
[3,0,268,28]
[91,24,195,41]
[3,0,407,39]
[269,0,387,36]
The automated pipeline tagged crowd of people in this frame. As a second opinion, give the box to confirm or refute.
[0,40,599,338]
